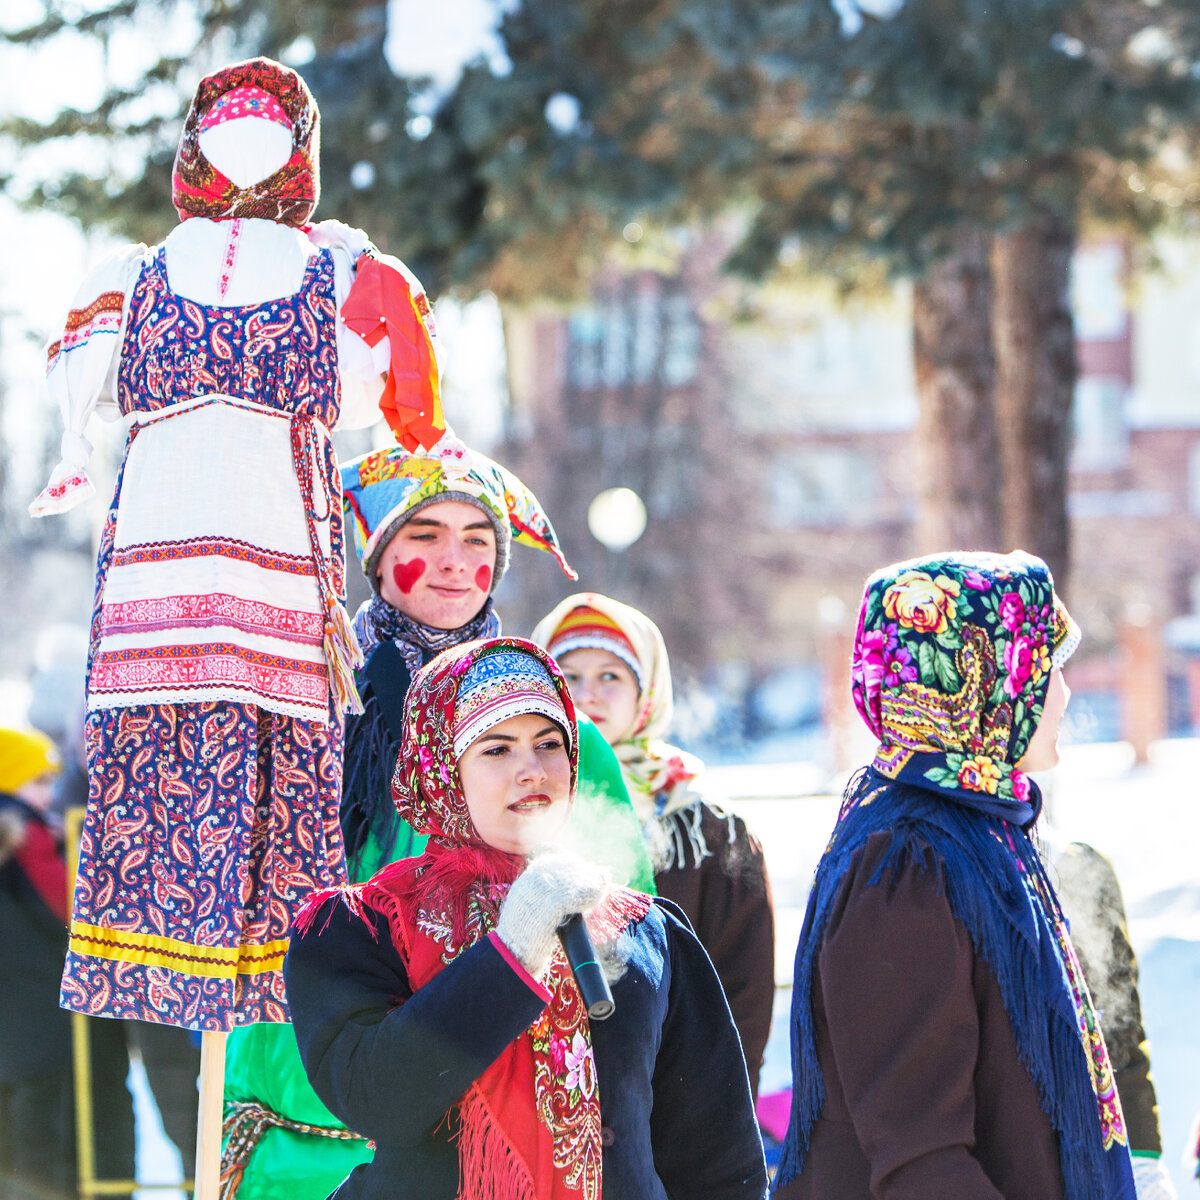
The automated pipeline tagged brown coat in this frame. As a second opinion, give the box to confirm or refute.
[652,800,775,1098]
[777,832,1066,1200]
[1052,841,1162,1155]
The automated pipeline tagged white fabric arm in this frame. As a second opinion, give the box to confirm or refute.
[31,244,145,516]
[307,218,374,260]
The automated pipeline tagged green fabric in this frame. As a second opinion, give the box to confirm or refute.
[223,716,652,1200]
[223,1023,371,1200]
[348,813,427,883]
[222,819,419,1200]
[573,716,656,893]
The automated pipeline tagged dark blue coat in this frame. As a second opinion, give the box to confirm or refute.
[285,897,767,1200]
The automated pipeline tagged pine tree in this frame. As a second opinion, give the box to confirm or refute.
[745,0,1200,589]
[423,0,1200,590]
[9,0,1200,593]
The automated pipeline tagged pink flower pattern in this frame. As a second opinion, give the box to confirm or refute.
[999,591,1025,632]
[1004,634,1036,698]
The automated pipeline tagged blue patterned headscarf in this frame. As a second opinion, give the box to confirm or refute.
[451,647,571,759]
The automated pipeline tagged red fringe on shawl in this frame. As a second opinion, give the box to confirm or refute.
[293,848,654,1200]
[458,1084,540,1200]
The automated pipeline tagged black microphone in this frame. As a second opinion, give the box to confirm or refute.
[558,913,615,1020]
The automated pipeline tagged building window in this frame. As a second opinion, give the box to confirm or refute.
[767,447,881,528]
[1189,439,1200,516]
[566,282,700,391]
[1072,243,1128,341]
[662,294,701,387]
[1072,376,1128,471]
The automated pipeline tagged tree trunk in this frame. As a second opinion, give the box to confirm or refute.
[911,229,1003,554]
[990,215,1077,596]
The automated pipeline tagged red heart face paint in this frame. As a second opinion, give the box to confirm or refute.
[474,564,492,593]
[392,558,426,595]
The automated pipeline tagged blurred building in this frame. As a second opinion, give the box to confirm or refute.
[497,233,1200,752]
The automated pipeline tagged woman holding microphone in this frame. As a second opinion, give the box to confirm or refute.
[285,638,766,1200]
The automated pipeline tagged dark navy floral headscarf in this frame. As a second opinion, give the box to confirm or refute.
[850,549,1080,824]
[776,550,1135,1200]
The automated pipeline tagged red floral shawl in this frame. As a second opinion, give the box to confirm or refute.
[172,57,320,226]
[299,639,651,1200]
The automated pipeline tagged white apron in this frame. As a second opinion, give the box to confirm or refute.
[88,394,343,724]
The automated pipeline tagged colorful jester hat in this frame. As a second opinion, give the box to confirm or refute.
[851,550,1081,821]
[340,431,577,593]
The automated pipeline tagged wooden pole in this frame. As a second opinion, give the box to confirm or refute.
[70,1008,98,1200]
[195,1031,227,1200]
[66,807,97,1200]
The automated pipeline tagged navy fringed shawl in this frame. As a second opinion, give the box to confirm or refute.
[775,770,1135,1200]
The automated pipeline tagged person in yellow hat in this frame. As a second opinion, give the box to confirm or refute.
[0,727,60,816]
[0,728,127,1199]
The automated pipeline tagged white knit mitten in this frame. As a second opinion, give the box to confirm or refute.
[1132,1155,1178,1200]
[494,852,608,980]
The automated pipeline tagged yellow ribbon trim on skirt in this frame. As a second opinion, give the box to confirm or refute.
[69,921,289,978]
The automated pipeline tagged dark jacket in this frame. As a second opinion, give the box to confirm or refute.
[653,799,775,1097]
[0,793,72,1082]
[285,897,768,1200]
[1051,840,1163,1155]
[339,644,421,878]
[775,832,1065,1200]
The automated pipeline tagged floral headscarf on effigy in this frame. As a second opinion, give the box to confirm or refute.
[173,57,320,226]
[299,638,649,1200]
[532,593,702,822]
[851,549,1081,825]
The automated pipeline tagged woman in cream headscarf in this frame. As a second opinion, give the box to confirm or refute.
[533,593,775,1097]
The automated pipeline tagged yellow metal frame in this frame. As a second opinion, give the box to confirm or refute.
[65,805,195,1199]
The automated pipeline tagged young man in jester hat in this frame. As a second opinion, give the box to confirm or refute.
[221,431,653,1200]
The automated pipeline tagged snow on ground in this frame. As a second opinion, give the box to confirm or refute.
[710,737,1200,1194]
[129,1052,187,1200]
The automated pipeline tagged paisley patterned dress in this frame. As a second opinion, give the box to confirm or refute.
[60,245,350,1031]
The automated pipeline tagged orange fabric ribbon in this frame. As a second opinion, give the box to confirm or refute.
[341,254,445,451]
